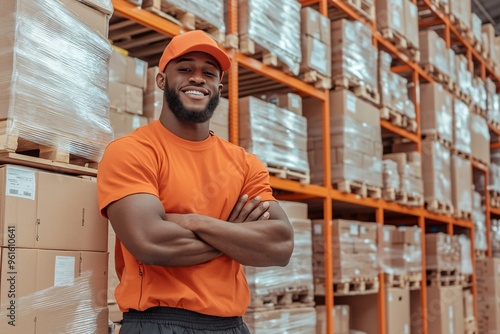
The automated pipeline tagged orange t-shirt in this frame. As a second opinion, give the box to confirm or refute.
[97,120,275,317]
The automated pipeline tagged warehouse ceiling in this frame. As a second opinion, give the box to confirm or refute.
[472,0,500,35]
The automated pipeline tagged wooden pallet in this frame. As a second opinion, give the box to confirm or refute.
[464,317,477,334]
[475,249,487,260]
[342,0,375,22]
[380,28,407,50]
[489,190,500,208]
[333,76,380,106]
[315,276,379,296]
[487,119,500,133]
[427,269,460,286]
[239,35,296,75]
[264,162,310,185]
[333,179,381,199]
[384,273,407,288]
[299,70,332,89]
[425,199,454,216]
[407,272,423,290]
[0,121,99,175]
[425,0,449,14]
[248,285,315,311]
[403,193,424,207]
[141,0,230,47]
[382,188,407,202]
[453,209,472,221]
[405,118,418,133]
[421,133,453,149]
[471,104,487,118]
[380,106,404,127]
[459,274,473,287]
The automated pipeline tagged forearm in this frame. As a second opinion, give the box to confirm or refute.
[188,215,293,267]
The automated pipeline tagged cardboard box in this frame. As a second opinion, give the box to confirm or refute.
[419,83,454,143]
[109,50,128,84]
[316,305,349,334]
[301,35,331,76]
[0,165,107,252]
[62,0,109,37]
[0,248,108,333]
[301,7,321,39]
[451,154,473,214]
[386,287,410,334]
[376,0,404,33]
[268,93,302,116]
[426,286,464,334]
[143,67,163,120]
[126,57,148,89]
[109,109,148,138]
[421,139,452,204]
[470,114,491,165]
[403,0,419,48]
[278,201,308,219]
[419,30,448,76]
[244,308,316,333]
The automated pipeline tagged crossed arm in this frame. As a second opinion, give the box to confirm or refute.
[106,193,294,267]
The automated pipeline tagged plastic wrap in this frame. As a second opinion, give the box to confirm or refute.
[471,114,491,164]
[471,13,483,44]
[421,140,452,205]
[163,0,225,32]
[425,233,460,271]
[458,235,473,275]
[489,163,500,192]
[0,271,108,333]
[244,218,313,295]
[473,191,488,251]
[419,30,448,77]
[239,97,309,174]
[453,99,471,154]
[332,19,378,89]
[451,154,473,214]
[492,219,500,257]
[382,225,422,275]
[239,0,301,74]
[383,159,400,190]
[312,220,379,281]
[1,0,113,162]
[376,0,404,33]
[455,54,472,97]
[405,99,416,119]
[420,83,453,143]
[471,77,488,111]
[449,0,471,30]
[244,308,316,333]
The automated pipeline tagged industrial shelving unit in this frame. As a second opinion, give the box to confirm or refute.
[109,0,500,333]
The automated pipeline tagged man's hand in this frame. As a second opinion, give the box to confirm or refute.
[228,194,270,223]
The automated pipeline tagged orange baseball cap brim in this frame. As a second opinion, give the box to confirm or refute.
[158,30,231,76]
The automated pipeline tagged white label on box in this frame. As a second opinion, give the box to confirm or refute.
[6,166,36,200]
[388,292,393,302]
[132,115,141,129]
[311,39,327,74]
[350,224,358,235]
[384,229,390,242]
[54,256,75,286]
[354,268,360,275]
[314,224,322,235]
[291,95,300,109]
[404,324,409,333]
[497,263,500,273]
[346,94,356,113]
[360,225,367,235]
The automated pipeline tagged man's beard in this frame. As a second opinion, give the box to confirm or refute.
[164,81,219,123]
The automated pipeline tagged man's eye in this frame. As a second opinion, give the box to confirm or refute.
[179,68,190,72]
[205,71,216,77]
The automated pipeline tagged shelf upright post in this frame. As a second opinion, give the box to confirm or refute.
[226,0,239,145]
[375,208,386,334]
[418,215,428,334]
[469,222,479,329]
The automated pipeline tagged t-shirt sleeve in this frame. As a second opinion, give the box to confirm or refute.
[240,153,275,202]
[97,138,159,218]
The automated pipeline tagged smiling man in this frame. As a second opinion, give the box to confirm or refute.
[97,30,294,333]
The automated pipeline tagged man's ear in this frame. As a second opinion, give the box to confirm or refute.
[156,72,166,91]
[218,83,223,96]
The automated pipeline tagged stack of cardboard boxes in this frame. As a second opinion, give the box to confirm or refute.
[0,165,109,333]
[383,151,424,205]
[470,113,491,165]
[238,96,310,177]
[376,0,419,52]
[238,0,302,74]
[312,219,379,284]
[299,7,331,83]
[304,90,382,189]
[108,50,149,138]
[425,233,460,273]
[492,219,500,257]
[455,54,473,100]
[471,76,488,113]
[315,305,349,334]
[382,225,422,278]
[449,0,471,31]
[331,19,379,99]
[419,30,449,78]
[476,258,500,332]
[244,201,315,333]
[473,191,488,252]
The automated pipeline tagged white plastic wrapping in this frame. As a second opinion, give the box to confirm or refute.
[492,219,500,257]
[1,0,113,162]
[382,225,422,275]
[455,55,472,97]
[421,140,452,205]
[473,191,488,251]
[332,19,378,89]
[312,220,379,281]
[244,308,316,333]
[425,233,460,271]
[471,13,483,43]
[471,77,488,111]
[162,0,225,32]
[383,159,400,190]
[471,114,491,164]
[245,218,313,296]
[420,83,453,144]
[451,154,473,214]
[488,163,500,192]
[405,99,416,120]
[81,0,114,14]
[0,272,108,333]
[239,0,301,74]
[239,97,309,174]
[419,30,449,77]
[458,235,473,275]
[453,99,471,155]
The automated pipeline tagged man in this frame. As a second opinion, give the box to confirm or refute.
[97,30,294,333]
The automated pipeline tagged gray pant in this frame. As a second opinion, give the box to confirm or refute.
[120,307,251,334]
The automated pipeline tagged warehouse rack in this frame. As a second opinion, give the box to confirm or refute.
[110,0,499,333]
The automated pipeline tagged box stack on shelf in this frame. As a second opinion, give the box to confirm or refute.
[243,201,316,333]
[0,0,114,332]
[68,0,500,333]
[476,258,500,333]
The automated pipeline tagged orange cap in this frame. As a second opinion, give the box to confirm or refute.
[158,30,231,76]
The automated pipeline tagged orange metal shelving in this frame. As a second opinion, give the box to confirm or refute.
[110,0,499,333]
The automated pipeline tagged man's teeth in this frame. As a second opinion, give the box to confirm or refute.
[185,90,204,96]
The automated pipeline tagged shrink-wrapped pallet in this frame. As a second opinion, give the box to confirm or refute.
[419,30,449,77]
[453,99,471,155]
[239,0,301,74]
[419,83,453,144]
[421,139,452,208]
[0,0,113,162]
[450,155,473,215]
[244,308,316,334]
[473,191,488,251]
